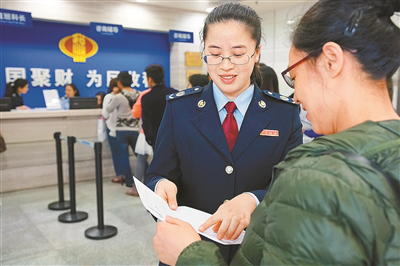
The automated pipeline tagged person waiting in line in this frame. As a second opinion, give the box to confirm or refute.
[144,3,303,264]
[95,91,106,108]
[141,64,177,148]
[258,62,279,93]
[3,78,30,110]
[187,73,209,88]
[60,83,80,109]
[131,87,153,182]
[153,0,400,265]
[105,71,140,196]
[101,78,124,184]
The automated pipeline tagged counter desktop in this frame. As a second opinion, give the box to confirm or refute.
[0,87,111,193]
[43,89,98,110]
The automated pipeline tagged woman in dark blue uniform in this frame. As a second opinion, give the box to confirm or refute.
[144,3,303,264]
[3,78,30,110]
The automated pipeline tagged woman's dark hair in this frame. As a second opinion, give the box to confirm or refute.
[108,78,118,94]
[201,3,263,85]
[66,83,80,97]
[258,63,280,93]
[96,91,106,107]
[291,0,400,80]
[189,74,209,87]
[3,78,28,97]
[145,64,165,85]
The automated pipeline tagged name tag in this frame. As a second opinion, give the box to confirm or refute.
[260,129,279,137]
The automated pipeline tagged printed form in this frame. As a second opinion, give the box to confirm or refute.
[133,177,245,245]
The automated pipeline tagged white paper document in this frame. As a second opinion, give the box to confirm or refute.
[133,177,245,245]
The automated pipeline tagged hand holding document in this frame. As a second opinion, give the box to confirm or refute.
[133,177,245,245]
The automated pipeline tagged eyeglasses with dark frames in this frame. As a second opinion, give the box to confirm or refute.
[202,50,257,66]
[281,53,313,89]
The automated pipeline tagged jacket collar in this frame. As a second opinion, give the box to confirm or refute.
[192,82,272,161]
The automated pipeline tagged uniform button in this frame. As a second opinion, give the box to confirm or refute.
[225,165,233,174]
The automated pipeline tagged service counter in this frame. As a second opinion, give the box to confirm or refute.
[0,109,134,192]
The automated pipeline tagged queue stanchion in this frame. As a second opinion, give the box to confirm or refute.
[58,136,88,223]
[85,141,117,240]
[48,132,70,210]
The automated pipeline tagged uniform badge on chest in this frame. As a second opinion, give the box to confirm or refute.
[260,129,279,137]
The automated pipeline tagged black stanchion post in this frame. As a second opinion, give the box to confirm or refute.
[85,142,117,240]
[49,132,70,210]
[59,136,88,223]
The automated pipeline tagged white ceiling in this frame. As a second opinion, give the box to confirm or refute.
[128,0,317,14]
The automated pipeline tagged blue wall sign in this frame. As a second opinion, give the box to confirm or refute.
[0,20,170,108]
[90,22,124,38]
[169,30,193,43]
[0,8,32,28]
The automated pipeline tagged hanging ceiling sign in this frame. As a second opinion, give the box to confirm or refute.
[90,22,124,38]
[169,30,193,43]
[59,33,99,63]
[0,8,32,28]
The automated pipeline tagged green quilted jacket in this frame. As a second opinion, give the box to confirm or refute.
[177,120,400,265]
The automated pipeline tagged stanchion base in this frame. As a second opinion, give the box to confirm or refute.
[85,225,118,240]
[58,211,88,223]
[48,201,70,210]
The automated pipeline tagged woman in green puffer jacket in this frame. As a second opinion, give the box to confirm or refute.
[153,0,400,265]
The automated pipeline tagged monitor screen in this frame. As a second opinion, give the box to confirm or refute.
[0,97,12,112]
[69,97,98,109]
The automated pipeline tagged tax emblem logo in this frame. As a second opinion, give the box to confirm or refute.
[59,33,98,63]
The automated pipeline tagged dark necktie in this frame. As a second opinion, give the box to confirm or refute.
[222,101,238,152]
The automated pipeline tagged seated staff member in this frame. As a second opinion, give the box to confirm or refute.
[65,83,80,98]
[3,78,30,110]
[60,83,80,109]
[144,3,303,264]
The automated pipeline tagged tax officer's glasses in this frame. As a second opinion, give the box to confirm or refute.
[281,53,314,89]
[203,50,257,65]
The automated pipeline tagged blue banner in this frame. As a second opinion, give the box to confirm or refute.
[0,20,170,108]
[0,8,32,28]
[169,30,193,43]
[90,22,124,38]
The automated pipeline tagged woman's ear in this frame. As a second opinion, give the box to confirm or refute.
[255,44,262,63]
[320,42,344,78]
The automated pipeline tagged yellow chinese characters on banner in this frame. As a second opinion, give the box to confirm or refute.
[59,33,98,63]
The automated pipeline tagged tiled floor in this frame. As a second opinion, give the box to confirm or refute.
[1,179,159,265]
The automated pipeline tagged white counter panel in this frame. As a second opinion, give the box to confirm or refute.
[0,109,137,192]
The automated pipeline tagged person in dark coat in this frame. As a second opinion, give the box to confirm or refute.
[141,64,177,148]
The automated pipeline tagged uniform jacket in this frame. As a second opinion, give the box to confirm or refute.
[177,120,400,266]
[141,84,177,147]
[144,82,303,262]
[10,93,23,109]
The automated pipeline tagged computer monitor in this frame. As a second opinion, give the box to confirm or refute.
[0,97,12,112]
[69,97,98,109]
[43,89,62,110]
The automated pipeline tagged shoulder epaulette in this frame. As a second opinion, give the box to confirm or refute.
[262,90,297,104]
[167,86,203,101]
